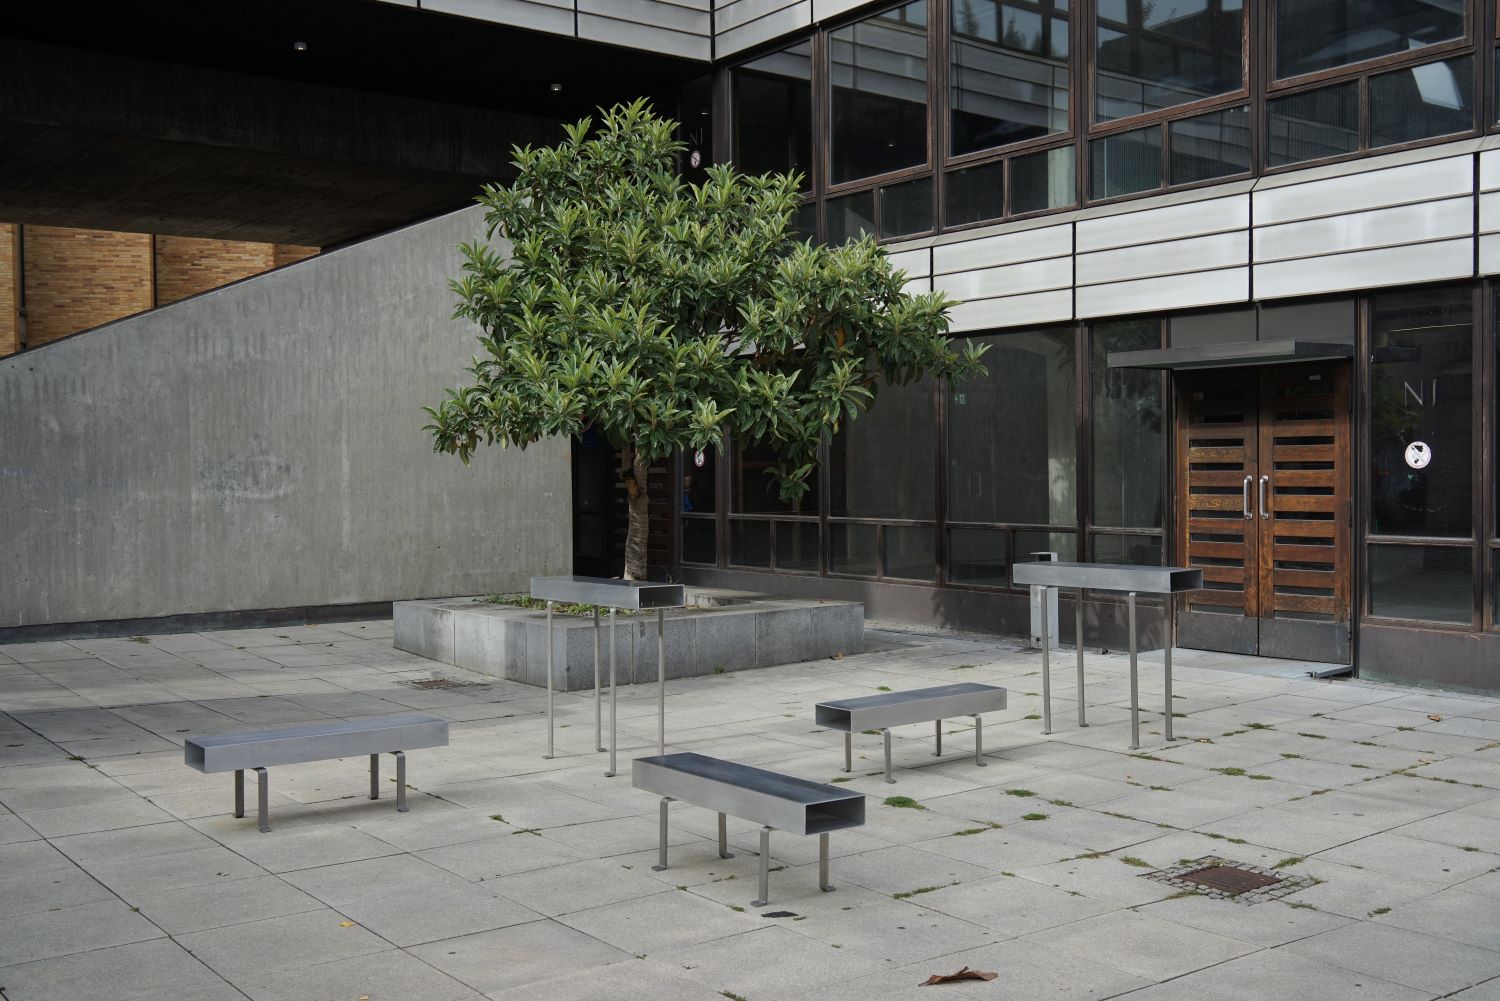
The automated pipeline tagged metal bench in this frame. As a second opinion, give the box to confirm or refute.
[633,752,865,907]
[815,683,1008,783]
[184,713,449,832]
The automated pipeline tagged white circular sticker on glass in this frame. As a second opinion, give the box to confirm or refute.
[1404,441,1432,470]
[693,449,706,468]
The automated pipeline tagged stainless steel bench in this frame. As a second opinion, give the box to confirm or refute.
[184,713,449,832]
[815,683,1007,783]
[633,752,865,907]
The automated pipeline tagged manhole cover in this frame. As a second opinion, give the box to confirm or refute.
[1144,856,1317,904]
[402,677,487,690]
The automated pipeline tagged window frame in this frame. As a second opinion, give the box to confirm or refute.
[1266,0,1475,92]
[1085,102,1254,205]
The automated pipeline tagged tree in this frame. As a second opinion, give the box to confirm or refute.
[424,99,986,580]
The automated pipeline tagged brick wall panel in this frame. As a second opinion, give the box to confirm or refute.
[154,235,276,306]
[0,224,17,357]
[22,226,153,345]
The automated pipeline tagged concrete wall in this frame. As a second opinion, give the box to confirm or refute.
[0,205,570,629]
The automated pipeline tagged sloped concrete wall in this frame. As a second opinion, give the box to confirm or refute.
[0,205,569,628]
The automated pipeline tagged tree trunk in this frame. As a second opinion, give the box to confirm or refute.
[621,445,650,580]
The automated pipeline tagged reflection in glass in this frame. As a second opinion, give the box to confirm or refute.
[948,527,1010,586]
[1266,82,1360,167]
[950,0,1070,157]
[729,520,771,567]
[1369,544,1472,623]
[885,525,937,580]
[945,161,1006,227]
[880,176,935,239]
[681,447,716,513]
[1369,56,1474,149]
[1011,145,1075,213]
[1276,0,1465,80]
[681,518,716,564]
[793,200,818,242]
[1169,105,1250,184]
[733,440,819,514]
[1095,0,1244,121]
[775,520,820,571]
[830,379,936,519]
[1014,530,1078,566]
[831,1,930,184]
[1091,126,1162,198]
[830,523,879,576]
[1092,533,1162,565]
[1091,320,1164,529]
[733,42,814,186]
[1370,287,1472,538]
[827,190,876,244]
[948,328,1077,525]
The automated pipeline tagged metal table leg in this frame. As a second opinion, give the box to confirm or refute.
[394,751,407,812]
[593,608,603,752]
[752,826,771,907]
[233,769,244,818]
[1076,591,1088,727]
[843,732,852,773]
[255,766,269,833]
[718,812,734,859]
[369,753,379,800]
[882,728,894,784]
[972,714,986,766]
[1127,591,1140,750]
[1163,601,1175,742]
[544,600,554,760]
[606,607,617,778]
[652,796,671,871]
[819,832,834,892]
[934,719,942,757]
[1039,586,1053,735]
[657,609,666,757]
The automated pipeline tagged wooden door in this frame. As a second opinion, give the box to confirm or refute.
[1174,363,1352,663]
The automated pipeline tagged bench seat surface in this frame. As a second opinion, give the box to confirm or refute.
[634,752,864,835]
[185,713,448,773]
[815,683,1007,732]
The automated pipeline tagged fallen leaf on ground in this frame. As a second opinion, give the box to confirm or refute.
[920,967,998,986]
[338,920,355,928]
[1427,715,1443,722]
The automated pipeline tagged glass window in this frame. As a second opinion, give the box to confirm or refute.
[1095,0,1244,122]
[1169,105,1250,184]
[1011,145,1075,213]
[1370,287,1473,538]
[880,176,935,238]
[885,525,937,579]
[827,190,876,244]
[775,521,820,571]
[733,440,819,514]
[1091,320,1164,529]
[830,379,936,519]
[681,518,716,564]
[1091,125,1162,198]
[950,0,1070,157]
[1276,0,1466,80]
[1015,530,1078,563]
[831,1,930,184]
[681,447,716,513]
[1369,55,1474,148]
[1369,544,1473,623]
[948,328,1077,524]
[945,160,1006,227]
[733,42,815,187]
[729,520,771,567]
[1092,533,1162,565]
[1266,82,1360,167]
[948,527,1010,585]
[793,201,818,241]
[831,523,878,575]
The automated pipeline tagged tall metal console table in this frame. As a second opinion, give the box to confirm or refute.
[1010,562,1203,750]
[530,576,686,775]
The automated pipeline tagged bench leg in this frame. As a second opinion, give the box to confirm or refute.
[973,714,986,766]
[819,832,834,892]
[255,767,269,833]
[934,719,942,757]
[752,827,771,907]
[652,797,671,871]
[594,608,605,753]
[393,751,407,812]
[718,812,734,859]
[234,769,244,818]
[843,732,851,773]
[369,753,379,800]
[883,728,894,784]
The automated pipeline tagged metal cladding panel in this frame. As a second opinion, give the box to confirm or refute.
[1254,239,1473,299]
[933,224,1072,274]
[1108,339,1353,370]
[716,1,812,55]
[579,0,712,34]
[1076,231,1247,286]
[578,14,712,60]
[886,247,931,278]
[816,683,1007,731]
[947,289,1073,331]
[716,0,802,31]
[1076,267,1249,319]
[423,0,574,35]
[1076,195,1248,253]
[1482,191,1500,235]
[530,575,686,608]
[1253,197,1472,263]
[1481,233,1500,275]
[1011,561,1202,594]
[1481,149,1500,192]
[936,256,1071,300]
[813,0,873,18]
[633,753,864,835]
[185,714,450,773]
[1253,156,1472,227]
[903,275,932,294]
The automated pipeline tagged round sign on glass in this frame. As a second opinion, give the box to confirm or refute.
[693,449,706,468]
[1404,441,1432,470]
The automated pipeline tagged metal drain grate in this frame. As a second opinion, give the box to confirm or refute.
[1179,864,1282,895]
[402,677,487,690]
[1144,856,1317,904]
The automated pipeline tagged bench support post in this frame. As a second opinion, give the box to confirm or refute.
[882,728,894,784]
[752,827,771,907]
[973,714,986,765]
[843,732,851,773]
[593,609,604,752]
[234,769,244,818]
[652,796,671,871]
[393,751,407,812]
[656,609,666,757]
[1127,591,1140,750]
[717,812,734,859]
[934,719,942,756]
[255,766,269,833]
[606,607,618,778]
[819,832,834,892]
[1163,605,1175,742]
[544,601,555,760]
[369,754,379,800]
[1040,586,1053,735]
[1076,593,1088,727]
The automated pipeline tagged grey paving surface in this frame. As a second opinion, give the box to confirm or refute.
[0,618,1498,1000]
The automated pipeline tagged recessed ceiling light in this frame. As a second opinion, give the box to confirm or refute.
[549,82,563,92]
[292,40,308,52]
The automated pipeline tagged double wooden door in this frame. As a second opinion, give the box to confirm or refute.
[1174,363,1352,663]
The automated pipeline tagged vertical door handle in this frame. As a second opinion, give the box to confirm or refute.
[1259,475,1270,520]
[1242,476,1253,519]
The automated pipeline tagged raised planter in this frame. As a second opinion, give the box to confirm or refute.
[393,588,864,690]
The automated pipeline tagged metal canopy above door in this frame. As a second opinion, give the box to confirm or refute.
[1108,339,1354,371]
